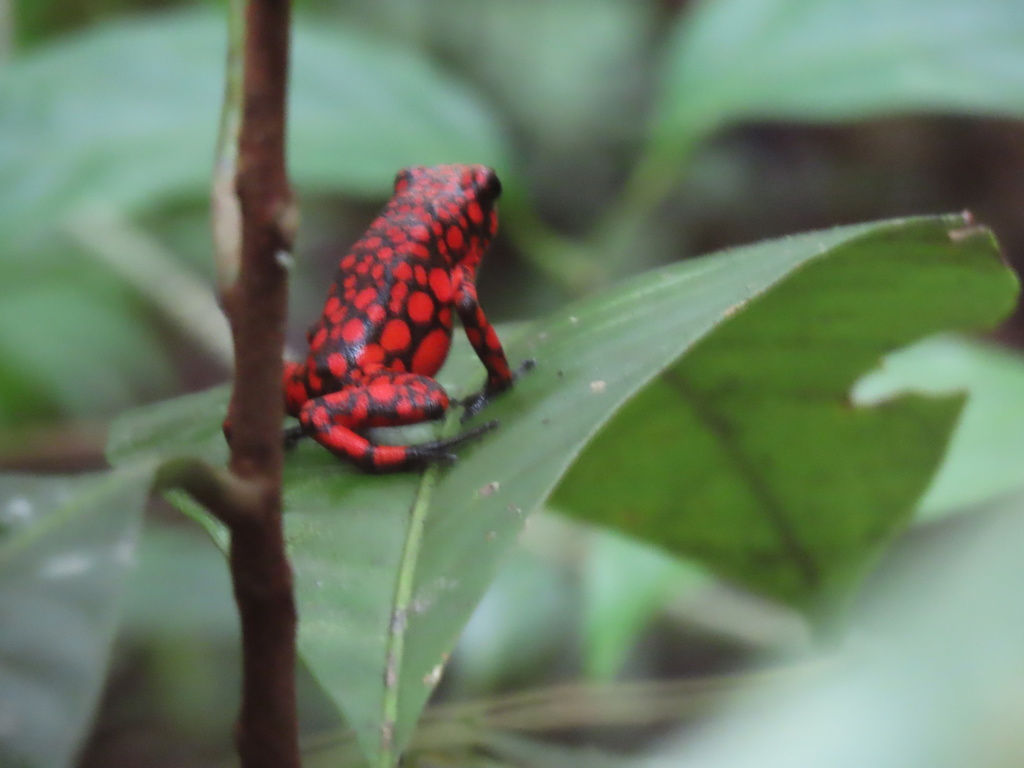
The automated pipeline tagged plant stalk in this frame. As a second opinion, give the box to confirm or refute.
[214,0,300,766]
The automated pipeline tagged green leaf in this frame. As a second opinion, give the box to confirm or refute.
[553,217,1017,610]
[121,523,237,640]
[854,336,1024,520]
[0,8,508,248]
[107,214,1014,765]
[651,0,1024,163]
[642,491,1024,768]
[0,464,154,768]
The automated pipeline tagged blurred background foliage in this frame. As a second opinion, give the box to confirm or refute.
[5,0,1023,442]
[2,0,1024,766]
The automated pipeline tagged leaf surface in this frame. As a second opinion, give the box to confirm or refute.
[854,336,1024,519]
[0,465,153,768]
[107,214,1015,764]
[651,0,1024,163]
[554,217,1016,609]
[641,491,1024,768]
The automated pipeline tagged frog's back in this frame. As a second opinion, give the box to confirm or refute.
[304,195,459,387]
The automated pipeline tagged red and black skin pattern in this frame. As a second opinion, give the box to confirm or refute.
[277,164,532,472]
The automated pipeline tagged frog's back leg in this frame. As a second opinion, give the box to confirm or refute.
[294,372,493,472]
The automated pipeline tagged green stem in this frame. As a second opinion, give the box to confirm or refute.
[211,0,247,290]
[379,461,443,767]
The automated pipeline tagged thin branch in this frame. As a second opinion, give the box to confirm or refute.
[0,421,106,471]
[211,0,246,290]
[212,0,300,766]
[156,458,264,528]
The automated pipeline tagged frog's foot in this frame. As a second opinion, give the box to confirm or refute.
[283,424,306,450]
[460,358,536,423]
[396,420,499,471]
[295,372,500,472]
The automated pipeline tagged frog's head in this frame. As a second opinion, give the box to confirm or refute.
[394,164,502,268]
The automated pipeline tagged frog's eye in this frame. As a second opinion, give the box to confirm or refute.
[477,168,502,202]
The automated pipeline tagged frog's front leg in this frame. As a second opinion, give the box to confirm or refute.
[453,277,534,421]
[294,372,495,472]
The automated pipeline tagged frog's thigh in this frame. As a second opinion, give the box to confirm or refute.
[298,372,450,434]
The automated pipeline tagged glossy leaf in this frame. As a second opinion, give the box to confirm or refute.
[650,0,1024,164]
[0,9,507,249]
[107,214,1014,765]
[553,217,1017,609]
[854,335,1024,520]
[0,465,154,768]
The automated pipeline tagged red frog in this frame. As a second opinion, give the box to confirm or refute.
[280,164,532,472]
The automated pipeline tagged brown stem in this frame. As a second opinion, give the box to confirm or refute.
[215,0,300,766]
[156,458,263,527]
